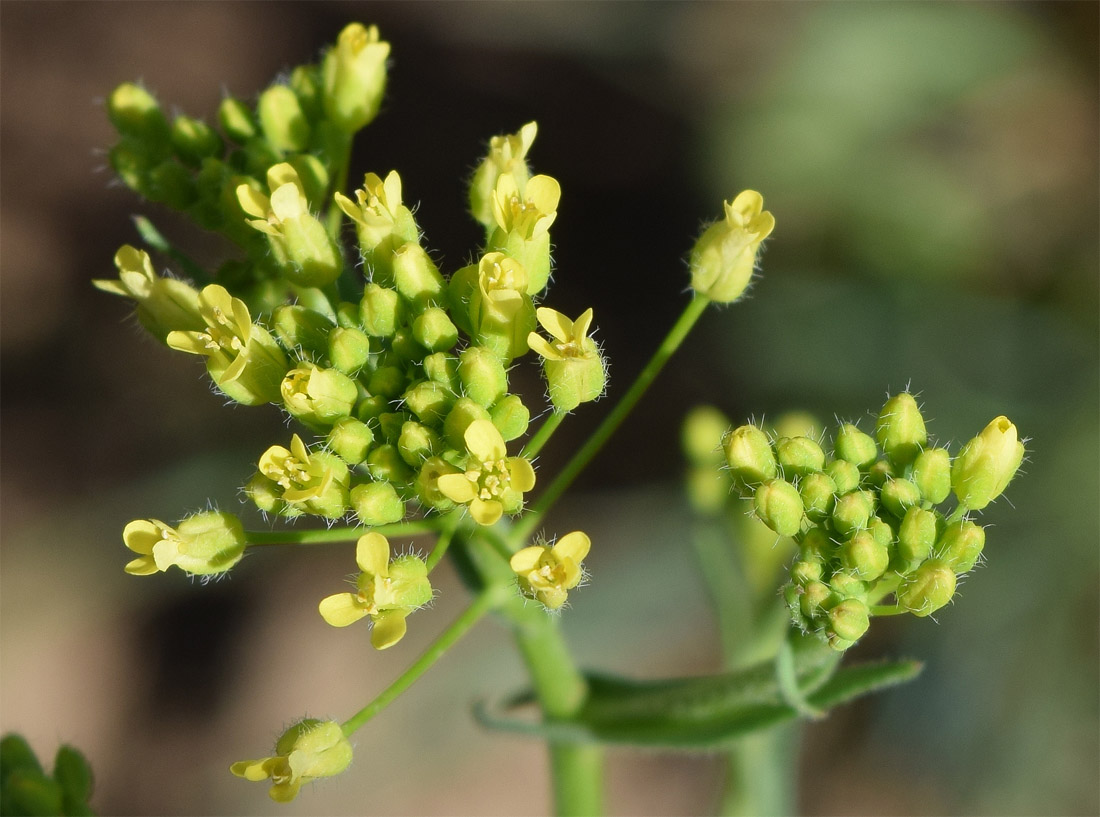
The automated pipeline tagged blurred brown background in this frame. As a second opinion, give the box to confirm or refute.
[2,2,1097,815]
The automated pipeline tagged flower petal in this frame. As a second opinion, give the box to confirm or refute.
[508,457,536,493]
[510,546,545,573]
[355,532,390,577]
[553,530,591,564]
[464,419,506,461]
[535,307,573,343]
[572,308,594,342]
[527,333,561,361]
[470,497,503,526]
[318,593,369,627]
[437,473,477,503]
[370,610,407,650]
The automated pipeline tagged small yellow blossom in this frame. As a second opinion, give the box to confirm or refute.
[690,190,775,303]
[322,23,390,133]
[280,363,358,430]
[318,533,433,649]
[469,121,538,229]
[951,416,1025,510]
[468,252,536,361]
[249,434,350,519]
[510,531,591,610]
[165,283,287,405]
[334,170,419,273]
[436,419,536,525]
[489,173,560,295]
[93,245,204,342]
[527,307,606,412]
[231,719,352,803]
[123,511,245,576]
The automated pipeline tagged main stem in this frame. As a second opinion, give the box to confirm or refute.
[514,294,711,541]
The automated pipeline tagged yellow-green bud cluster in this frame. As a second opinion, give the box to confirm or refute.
[715,392,1024,652]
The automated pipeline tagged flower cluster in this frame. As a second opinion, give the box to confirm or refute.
[720,393,1024,651]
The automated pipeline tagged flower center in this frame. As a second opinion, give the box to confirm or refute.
[472,458,511,500]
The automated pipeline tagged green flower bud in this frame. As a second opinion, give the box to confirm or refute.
[875,392,927,467]
[951,416,1025,511]
[800,527,834,561]
[281,363,358,429]
[912,447,952,504]
[935,520,986,573]
[366,444,414,485]
[321,23,389,133]
[791,558,824,586]
[403,380,453,426]
[389,328,423,363]
[870,515,895,551]
[753,478,804,537]
[335,300,361,329]
[279,212,343,288]
[360,283,402,337]
[218,96,257,143]
[108,82,170,149]
[799,580,831,620]
[898,559,956,617]
[273,304,335,359]
[456,347,507,406]
[171,115,222,165]
[148,159,198,209]
[867,458,895,488]
[841,531,889,582]
[356,394,388,423]
[412,307,459,352]
[800,471,837,522]
[689,190,775,303]
[829,570,868,601]
[723,424,778,487]
[416,456,461,511]
[897,506,937,567]
[122,511,246,576]
[833,423,878,468]
[244,473,290,516]
[776,436,826,479]
[398,421,440,466]
[369,365,407,400]
[831,490,875,538]
[351,481,406,526]
[827,598,871,646]
[490,394,530,442]
[327,416,375,464]
[287,155,330,210]
[443,397,492,450]
[423,352,458,390]
[328,327,372,375]
[392,243,445,310]
[682,406,729,467]
[880,477,921,519]
[377,411,408,444]
[258,84,310,153]
[825,458,861,494]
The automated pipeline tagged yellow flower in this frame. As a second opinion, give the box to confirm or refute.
[468,252,536,362]
[334,170,419,269]
[489,173,560,295]
[527,307,606,412]
[951,416,1025,510]
[123,512,245,576]
[231,719,352,803]
[690,190,775,303]
[436,420,536,525]
[93,245,203,342]
[510,531,591,610]
[469,121,538,229]
[250,434,350,519]
[166,283,288,405]
[322,23,390,132]
[318,532,432,649]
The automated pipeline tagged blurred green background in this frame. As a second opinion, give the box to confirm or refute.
[1,2,1096,814]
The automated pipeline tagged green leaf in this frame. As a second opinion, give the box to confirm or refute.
[476,653,922,751]
[53,746,94,816]
[1,734,42,782]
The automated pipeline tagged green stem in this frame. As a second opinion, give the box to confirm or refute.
[245,519,439,547]
[720,726,798,817]
[870,604,907,617]
[340,586,506,737]
[426,512,462,572]
[515,294,711,541]
[522,410,566,460]
[947,505,970,524]
[325,132,354,240]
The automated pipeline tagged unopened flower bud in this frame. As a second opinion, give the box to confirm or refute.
[898,559,956,617]
[911,447,951,504]
[800,472,837,522]
[800,527,834,561]
[829,570,868,601]
[724,424,778,488]
[258,84,310,153]
[799,580,831,620]
[443,398,492,450]
[366,444,413,485]
[753,478,804,537]
[328,327,372,375]
[867,458,894,488]
[791,558,824,586]
[458,346,508,407]
[392,243,445,310]
[935,520,986,573]
[825,459,861,494]
[281,363,358,429]
[368,365,406,400]
[896,506,937,566]
[875,392,927,467]
[827,598,871,645]
[218,96,257,143]
[361,283,402,337]
[272,304,335,359]
[351,481,405,526]
[490,394,530,442]
[831,490,876,538]
[321,23,389,133]
[841,531,889,582]
[834,424,878,468]
[951,416,1025,511]
[776,436,826,479]
[689,190,775,303]
[108,83,170,149]
[170,115,221,165]
[423,352,458,390]
[403,380,453,426]
[148,159,198,209]
[880,477,921,519]
[327,417,375,464]
[412,307,458,352]
[398,421,440,466]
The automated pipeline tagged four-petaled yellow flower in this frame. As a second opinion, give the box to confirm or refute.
[469,121,538,229]
[318,532,433,649]
[436,419,536,525]
[250,434,350,519]
[231,719,352,803]
[123,512,246,577]
[166,283,287,405]
[527,307,606,413]
[690,190,775,303]
[510,531,591,610]
[93,245,204,343]
[489,173,560,295]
